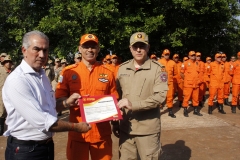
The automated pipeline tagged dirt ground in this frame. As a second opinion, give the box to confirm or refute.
[1,96,240,160]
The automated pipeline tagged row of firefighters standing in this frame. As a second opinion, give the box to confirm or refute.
[157,49,240,118]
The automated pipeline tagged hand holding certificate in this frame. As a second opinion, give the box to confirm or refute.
[79,95,122,123]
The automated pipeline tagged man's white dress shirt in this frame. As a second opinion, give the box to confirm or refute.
[2,60,57,140]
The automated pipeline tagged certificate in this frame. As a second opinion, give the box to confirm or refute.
[79,95,122,123]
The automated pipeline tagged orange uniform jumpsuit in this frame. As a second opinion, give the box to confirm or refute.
[229,60,240,106]
[197,60,205,102]
[174,61,184,102]
[55,61,118,160]
[223,61,231,99]
[208,61,225,106]
[158,58,178,108]
[113,64,120,79]
[203,63,211,95]
[180,59,200,107]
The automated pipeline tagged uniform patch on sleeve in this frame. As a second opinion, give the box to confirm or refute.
[160,72,168,82]
[58,75,63,83]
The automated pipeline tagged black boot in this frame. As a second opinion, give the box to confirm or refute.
[0,118,5,136]
[193,107,203,116]
[183,108,189,117]
[203,96,206,102]
[168,108,176,118]
[179,101,182,108]
[199,101,203,108]
[231,106,236,113]
[208,106,213,114]
[218,104,226,114]
[224,98,231,106]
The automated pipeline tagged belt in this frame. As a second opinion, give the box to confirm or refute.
[8,136,53,145]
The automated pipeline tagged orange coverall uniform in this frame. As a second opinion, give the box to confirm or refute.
[55,61,118,160]
[208,61,225,106]
[197,60,205,102]
[113,64,120,79]
[229,60,240,106]
[104,63,115,72]
[223,61,231,99]
[180,60,200,107]
[203,63,211,95]
[158,58,178,108]
[174,61,184,101]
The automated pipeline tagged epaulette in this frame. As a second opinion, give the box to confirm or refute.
[119,59,132,67]
[62,63,78,72]
[152,59,163,67]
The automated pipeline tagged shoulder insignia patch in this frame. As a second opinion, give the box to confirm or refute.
[58,75,63,83]
[160,72,168,82]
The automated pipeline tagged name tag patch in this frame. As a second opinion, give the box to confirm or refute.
[98,78,109,83]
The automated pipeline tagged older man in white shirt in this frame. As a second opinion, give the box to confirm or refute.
[3,30,91,160]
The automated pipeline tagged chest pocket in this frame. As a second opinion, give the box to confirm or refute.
[94,82,108,95]
[118,75,130,96]
[132,78,146,96]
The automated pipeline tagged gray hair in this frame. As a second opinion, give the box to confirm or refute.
[22,30,49,49]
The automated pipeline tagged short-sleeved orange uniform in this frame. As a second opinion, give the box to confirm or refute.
[55,61,118,160]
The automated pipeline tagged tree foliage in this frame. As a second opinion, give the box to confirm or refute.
[1,0,240,62]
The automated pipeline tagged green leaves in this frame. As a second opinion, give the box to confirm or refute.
[1,0,240,61]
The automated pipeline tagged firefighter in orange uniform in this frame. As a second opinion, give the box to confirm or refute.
[221,53,232,106]
[203,57,212,99]
[158,49,178,118]
[111,54,120,78]
[150,54,158,61]
[196,52,205,107]
[173,53,184,107]
[180,51,203,117]
[207,53,226,114]
[229,52,240,113]
[55,34,119,160]
[104,54,115,72]
[183,57,189,61]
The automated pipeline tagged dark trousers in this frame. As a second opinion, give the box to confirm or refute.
[5,136,54,160]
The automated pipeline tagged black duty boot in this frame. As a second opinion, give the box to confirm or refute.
[168,108,176,118]
[218,104,226,114]
[231,106,237,113]
[208,106,213,114]
[224,98,231,106]
[183,108,189,117]
[179,101,183,108]
[193,107,203,116]
[199,101,203,108]
[203,96,206,102]
[0,118,5,136]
